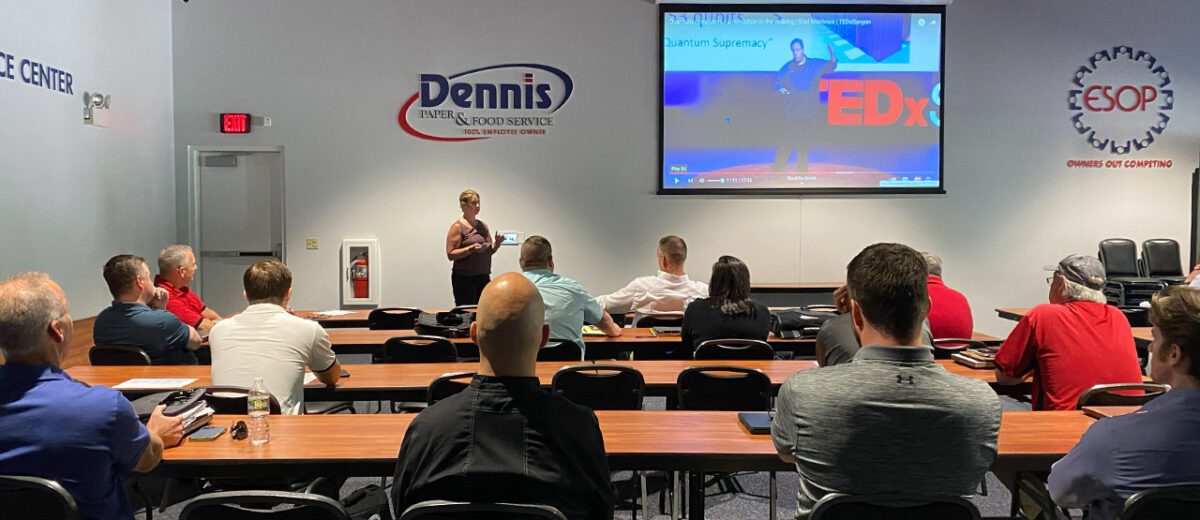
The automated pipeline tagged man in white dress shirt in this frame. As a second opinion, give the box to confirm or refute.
[596,236,709,315]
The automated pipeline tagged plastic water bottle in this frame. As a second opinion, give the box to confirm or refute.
[247,377,271,446]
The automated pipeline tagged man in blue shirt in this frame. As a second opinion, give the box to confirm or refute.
[773,38,837,173]
[0,272,184,520]
[519,236,620,356]
[94,254,203,364]
[1049,285,1200,520]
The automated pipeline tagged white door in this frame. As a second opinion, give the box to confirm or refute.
[192,150,284,315]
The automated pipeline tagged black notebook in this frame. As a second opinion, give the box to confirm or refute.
[738,412,772,434]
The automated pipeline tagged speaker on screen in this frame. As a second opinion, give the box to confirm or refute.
[659,4,946,195]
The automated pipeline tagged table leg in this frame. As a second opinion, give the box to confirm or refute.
[689,471,705,520]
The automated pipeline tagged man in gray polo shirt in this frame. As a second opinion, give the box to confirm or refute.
[772,243,1001,519]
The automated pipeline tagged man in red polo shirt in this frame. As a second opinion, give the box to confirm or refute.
[994,255,1143,410]
[154,245,222,332]
[923,252,973,339]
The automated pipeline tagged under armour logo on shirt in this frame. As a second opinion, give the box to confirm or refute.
[896,374,914,385]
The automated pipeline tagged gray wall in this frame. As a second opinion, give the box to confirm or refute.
[171,0,1198,335]
[2,0,176,315]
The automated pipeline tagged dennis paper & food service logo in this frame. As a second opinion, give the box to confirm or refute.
[399,63,573,142]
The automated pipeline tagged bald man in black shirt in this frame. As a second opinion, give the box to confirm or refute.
[392,272,616,520]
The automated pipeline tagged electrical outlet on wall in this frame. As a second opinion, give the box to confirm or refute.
[305,238,319,250]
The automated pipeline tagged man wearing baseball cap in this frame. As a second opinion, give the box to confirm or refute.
[993,255,1143,410]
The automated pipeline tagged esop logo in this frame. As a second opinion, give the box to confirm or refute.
[399,63,573,142]
[1068,46,1173,155]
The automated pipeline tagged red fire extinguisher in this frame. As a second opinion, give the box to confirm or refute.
[351,253,369,298]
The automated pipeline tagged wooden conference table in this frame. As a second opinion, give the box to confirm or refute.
[156,409,1103,519]
[70,359,1024,403]
[995,307,1153,347]
[320,327,1002,359]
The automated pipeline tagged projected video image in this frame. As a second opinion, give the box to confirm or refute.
[661,9,944,193]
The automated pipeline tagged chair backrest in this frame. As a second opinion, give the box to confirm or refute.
[203,386,283,415]
[427,372,476,405]
[368,307,422,330]
[380,335,458,364]
[1099,239,1140,277]
[930,339,985,360]
[180,490,350,520]
[449,305,478,314]
[676,366,771,411]
[536,338,584,361]
[693,339,775,360]
[1076,383,1171,409]
[811,493,981,520]
[631,311,684,328]
[400,500,567,520]
[0,475,79,520]
[552,365,645,410]
[1142,239,1184,277]
[1122,484,1200,520]
[88,344,151,366]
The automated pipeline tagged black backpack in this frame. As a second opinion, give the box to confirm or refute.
[342,484,393,520]
[770,306,838,339]
[415,310,474,338]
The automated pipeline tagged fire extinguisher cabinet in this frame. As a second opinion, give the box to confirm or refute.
[341,239,380,307]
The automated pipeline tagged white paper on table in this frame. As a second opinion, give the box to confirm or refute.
[314,310,354,316]
[113,378,197,390]
[303,372,318,385]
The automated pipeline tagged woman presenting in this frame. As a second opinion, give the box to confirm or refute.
[445,189,502,305]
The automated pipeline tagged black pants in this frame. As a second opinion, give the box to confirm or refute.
[451,273,490,306]
[772,116,818,172]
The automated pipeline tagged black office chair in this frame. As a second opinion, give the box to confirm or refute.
[179,490,350,520]
[1100,239,1142,279]
[677,366,775,514]
[0,475,79,520]
[631,311,684,328]
[1122,484,1200,520]
[552,365,645,410]
[931,338,986,360]
[377,335,457,364]
[88,344,151,366]
[1075,383,1170,409]
[693,339,775,360]
[811,493,981,520]
[400,500,566,520]
[537,338,584,361]
[202,386,283,415]
[1142,239,1187,284]
[677,366,771,411]
[368,307,422,330]
[427,371,475,405]
[448,305,478,314]
[1099,239,1166,306]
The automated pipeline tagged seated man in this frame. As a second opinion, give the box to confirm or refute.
[393,273,615,519]
[994,255,1143,410]
[94,254,203,365]
[1049,285,1200,520]
[155,244,222,333]
[923,252,974,339]
[520,236,620,353]
[595,235,708,316]
[815,285,933,367]
[772,243,1001,519]
[209,259,340,414]
[0,272,183,520]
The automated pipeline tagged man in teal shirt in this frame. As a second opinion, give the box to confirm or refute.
[520,236,621,357]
